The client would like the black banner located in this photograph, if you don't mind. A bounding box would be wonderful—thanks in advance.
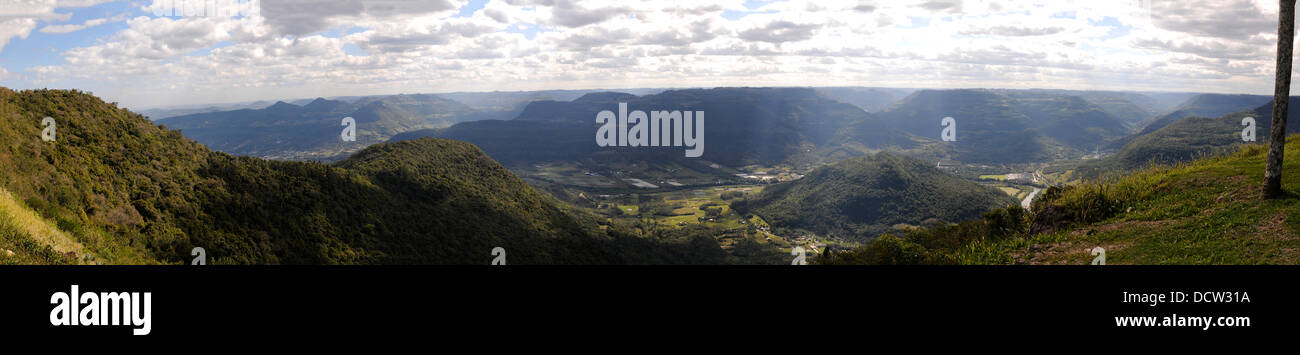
[1,266,1296,342]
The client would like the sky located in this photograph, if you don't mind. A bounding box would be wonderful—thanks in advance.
[0,0,1292,109]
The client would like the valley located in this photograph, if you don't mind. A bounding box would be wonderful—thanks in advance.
[5,84,1290,265]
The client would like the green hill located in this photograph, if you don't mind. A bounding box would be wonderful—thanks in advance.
[731,152,1016,240]
[1082,98,1300,175]
[1113,93,1272,150]
[820,139,1300,264]
[0,88,725,264]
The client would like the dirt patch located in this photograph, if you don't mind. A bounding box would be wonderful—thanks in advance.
[1013,219,1173,265]
[1258,211,1288,236]
[1013,240,1132,265]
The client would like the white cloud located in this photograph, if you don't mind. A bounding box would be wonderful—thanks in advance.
[0,17,41,52]
[39,17,108,33]
[10,0,1299,108]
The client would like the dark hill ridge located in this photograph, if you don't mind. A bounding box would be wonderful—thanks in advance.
[877,89,1133,163]
[878,89,1053,163]
[303,97,353,112]
[573,92,638,103]
[1002,91,1129,148]
[732,152,1015,240]
[811,87,915,113]
[0,88,720,264]
[266,101,301,112]
[1132,93,1271,139]
[158,93,479,161]
[1013,89,1173,124]
[397,87,921,168]
[1083,97,1300,174]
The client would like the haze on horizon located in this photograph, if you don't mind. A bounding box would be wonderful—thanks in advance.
[0,0,1292,109]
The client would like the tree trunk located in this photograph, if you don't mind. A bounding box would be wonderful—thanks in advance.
[1266,0,1296,198]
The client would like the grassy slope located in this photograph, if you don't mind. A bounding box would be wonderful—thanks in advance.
[962,140,1300,264]
[0,187,82,264]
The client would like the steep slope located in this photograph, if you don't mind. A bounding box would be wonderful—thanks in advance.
[1130,93,1271,140]
[1083,98,1300,175]
[1003,91,1129,149]
[0,187,88,264]
[732,152,1016,240]
[0,88,720,264]
[822,139,1300,265]
[877,89,1062,163]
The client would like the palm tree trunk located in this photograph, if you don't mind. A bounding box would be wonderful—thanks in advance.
[1265,0,1296,197]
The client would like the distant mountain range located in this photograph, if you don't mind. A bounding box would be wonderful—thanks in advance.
[136,87,1229,170]
[156,95,483,161]
[396,87,925,169]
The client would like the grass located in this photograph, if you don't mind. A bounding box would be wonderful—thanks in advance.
[0,187,162,265]
[0,188,82,264]
[956,141,1300,264]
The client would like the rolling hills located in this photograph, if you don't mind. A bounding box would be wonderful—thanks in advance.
[396,87,925,169]
[0,88,726,264]
[877,89,1140,163]
[1115,93,1272,149]
[156,94,481,161]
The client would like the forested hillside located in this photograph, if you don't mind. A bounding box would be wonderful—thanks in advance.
[0,88,727,264]
[1082,98,1300,175]
[732,152,1015,240]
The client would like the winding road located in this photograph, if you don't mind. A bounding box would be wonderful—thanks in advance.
[1021,188,1041,209]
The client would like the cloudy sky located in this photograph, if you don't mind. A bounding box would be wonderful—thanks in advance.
[0,0,1291,109]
